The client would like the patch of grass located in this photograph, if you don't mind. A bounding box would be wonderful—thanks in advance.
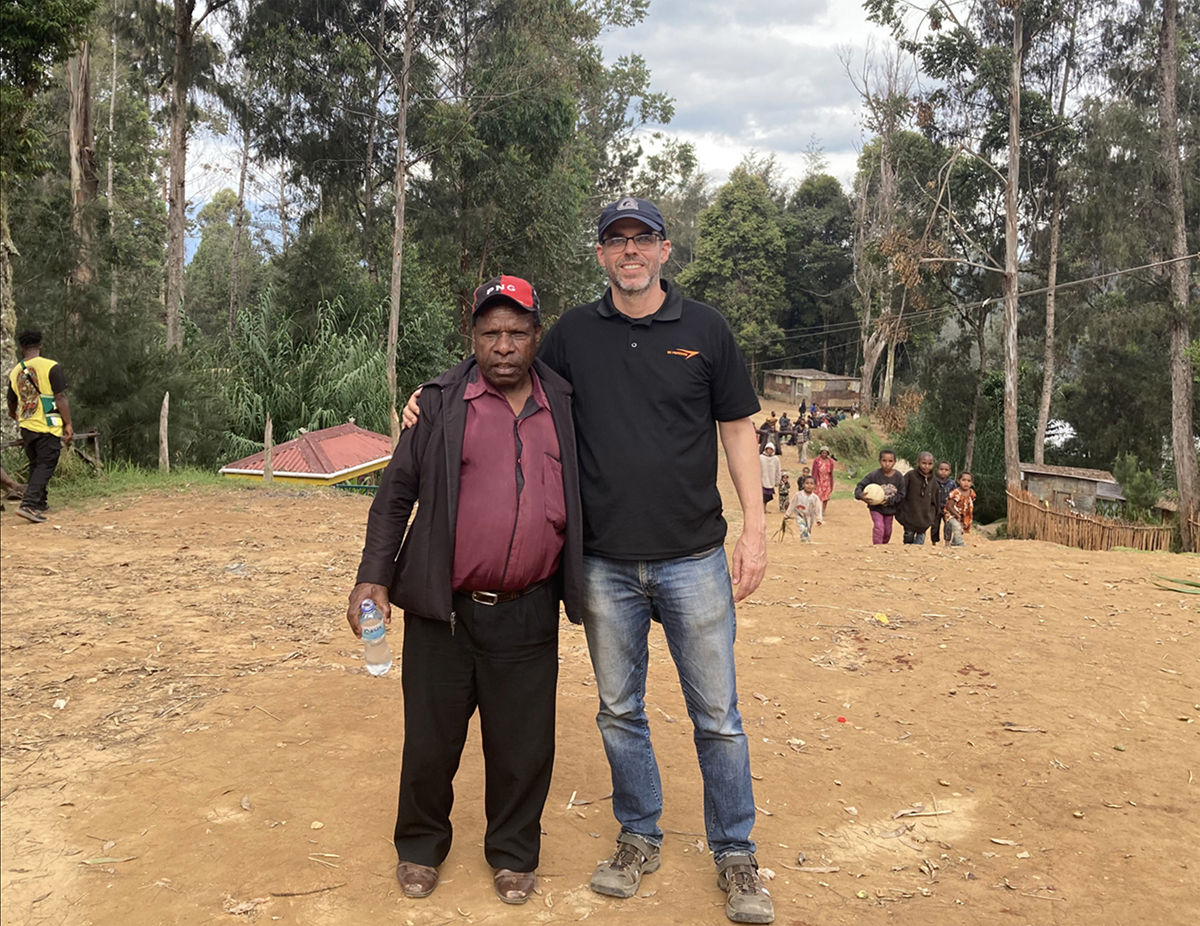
[817,419,884,479]
[2,445,233,508]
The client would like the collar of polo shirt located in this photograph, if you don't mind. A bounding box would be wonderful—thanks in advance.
[597,279,683,323]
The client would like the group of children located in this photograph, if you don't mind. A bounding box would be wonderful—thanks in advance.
[761,439,977,548]
[760,443,831,543]
[853,449,976,547]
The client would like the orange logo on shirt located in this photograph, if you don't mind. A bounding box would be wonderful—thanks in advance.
[666,348,700,359]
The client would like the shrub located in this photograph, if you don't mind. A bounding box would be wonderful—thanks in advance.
[819,420,878,478]
[1111,453,1161,523]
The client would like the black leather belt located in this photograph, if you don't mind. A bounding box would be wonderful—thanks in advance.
[460,577,551,606]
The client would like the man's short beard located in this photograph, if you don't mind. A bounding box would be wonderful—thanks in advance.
[610,270,658,295]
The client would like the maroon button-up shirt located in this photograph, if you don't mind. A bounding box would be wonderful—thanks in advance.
[452,368,566,592]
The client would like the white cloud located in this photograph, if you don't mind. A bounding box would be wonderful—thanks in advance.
[603,0,889,188]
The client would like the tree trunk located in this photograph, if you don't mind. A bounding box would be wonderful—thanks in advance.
[1033,188,1061,464]
[159,391,170,473]
[859,328,886,414]
[1002,3,1023,488]
[1034,0,1077,466]
[882,335,896,406]
[278,160,289,255]
[107,19,118,314]
[963,306,988,474]
[0,181,17,412]
[263,413,274,483]
[229,121,249,337]
[165,0,194,351]
[387,0,417,447]
[362,0,386,284]
[68,41,98,290]
[1158,0,1199,549]
[458,200,473,352]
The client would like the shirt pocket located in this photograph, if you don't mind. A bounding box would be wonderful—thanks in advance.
[543,453,567,533]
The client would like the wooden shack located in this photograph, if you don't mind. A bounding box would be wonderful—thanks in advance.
[762,369,861,409]
[1018,463,1124,514]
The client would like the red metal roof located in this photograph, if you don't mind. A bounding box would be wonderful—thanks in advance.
[220,423,392,478]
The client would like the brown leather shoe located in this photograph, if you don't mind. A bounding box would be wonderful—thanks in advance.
[493,868,536,904]
[395,860,438,898]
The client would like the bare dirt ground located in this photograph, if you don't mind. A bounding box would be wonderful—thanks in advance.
[2,457,1198,926]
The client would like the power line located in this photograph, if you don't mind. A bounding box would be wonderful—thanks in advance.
[746,251,1199,351]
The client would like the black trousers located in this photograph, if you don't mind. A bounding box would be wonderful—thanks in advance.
[394,583,559,872]
[21,429,62,511]
[931,517,943,544]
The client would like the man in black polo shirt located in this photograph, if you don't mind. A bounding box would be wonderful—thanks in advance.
[539,198,772,924]
[403,199,771,924]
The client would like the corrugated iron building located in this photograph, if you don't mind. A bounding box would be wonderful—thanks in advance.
[762,369,861,409]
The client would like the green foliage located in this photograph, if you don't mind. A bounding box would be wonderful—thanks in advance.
[677,164,787,376]
[818,420,880,478]
[269,219,384,335]
[218,245,455,462]
[0,0,99,180]
[1111,452,1161,522]
[1050,300,1189,473]
[185,188,267,339]
[779,172,856,373]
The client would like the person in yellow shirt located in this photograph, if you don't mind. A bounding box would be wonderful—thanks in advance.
[7,331,73,523]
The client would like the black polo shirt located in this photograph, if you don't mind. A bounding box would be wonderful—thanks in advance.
[538,280,760,560]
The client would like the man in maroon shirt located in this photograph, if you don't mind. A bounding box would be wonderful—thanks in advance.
[347,276,584,907]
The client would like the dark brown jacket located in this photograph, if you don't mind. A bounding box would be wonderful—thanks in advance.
[896,468,940,532]
[354,357,584,624]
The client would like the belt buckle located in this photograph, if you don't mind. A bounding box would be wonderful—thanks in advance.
[472,591,499,606]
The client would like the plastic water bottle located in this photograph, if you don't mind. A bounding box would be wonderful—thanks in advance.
[360,600,392,676]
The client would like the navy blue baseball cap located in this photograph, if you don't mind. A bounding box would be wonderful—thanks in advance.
[597,196,666,240]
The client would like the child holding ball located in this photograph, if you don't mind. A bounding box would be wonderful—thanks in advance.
[854,448,906,545]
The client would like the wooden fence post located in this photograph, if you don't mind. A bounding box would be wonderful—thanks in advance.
[263,413,274,484]
[158,392,169,474]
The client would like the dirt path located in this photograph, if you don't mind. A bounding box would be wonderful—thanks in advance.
[1,462,1197,926]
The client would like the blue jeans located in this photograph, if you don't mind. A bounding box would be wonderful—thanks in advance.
[582,547,756,862]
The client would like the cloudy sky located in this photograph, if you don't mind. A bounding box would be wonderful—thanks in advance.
[601,0,890,189]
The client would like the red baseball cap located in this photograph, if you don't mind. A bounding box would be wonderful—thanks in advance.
[472,275,540,319]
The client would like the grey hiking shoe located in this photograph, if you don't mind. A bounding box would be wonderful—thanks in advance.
[717,854,774,924]
[590,833,661,898]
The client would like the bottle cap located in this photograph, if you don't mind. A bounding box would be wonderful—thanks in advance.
[360,600,376,613]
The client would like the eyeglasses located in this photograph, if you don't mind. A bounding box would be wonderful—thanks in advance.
[600,233,663,251]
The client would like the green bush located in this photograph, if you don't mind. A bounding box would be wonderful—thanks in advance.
[1111,453,1161,522]
[818,420,878,478]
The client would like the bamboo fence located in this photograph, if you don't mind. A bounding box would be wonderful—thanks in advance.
[1006,486,1173,553]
